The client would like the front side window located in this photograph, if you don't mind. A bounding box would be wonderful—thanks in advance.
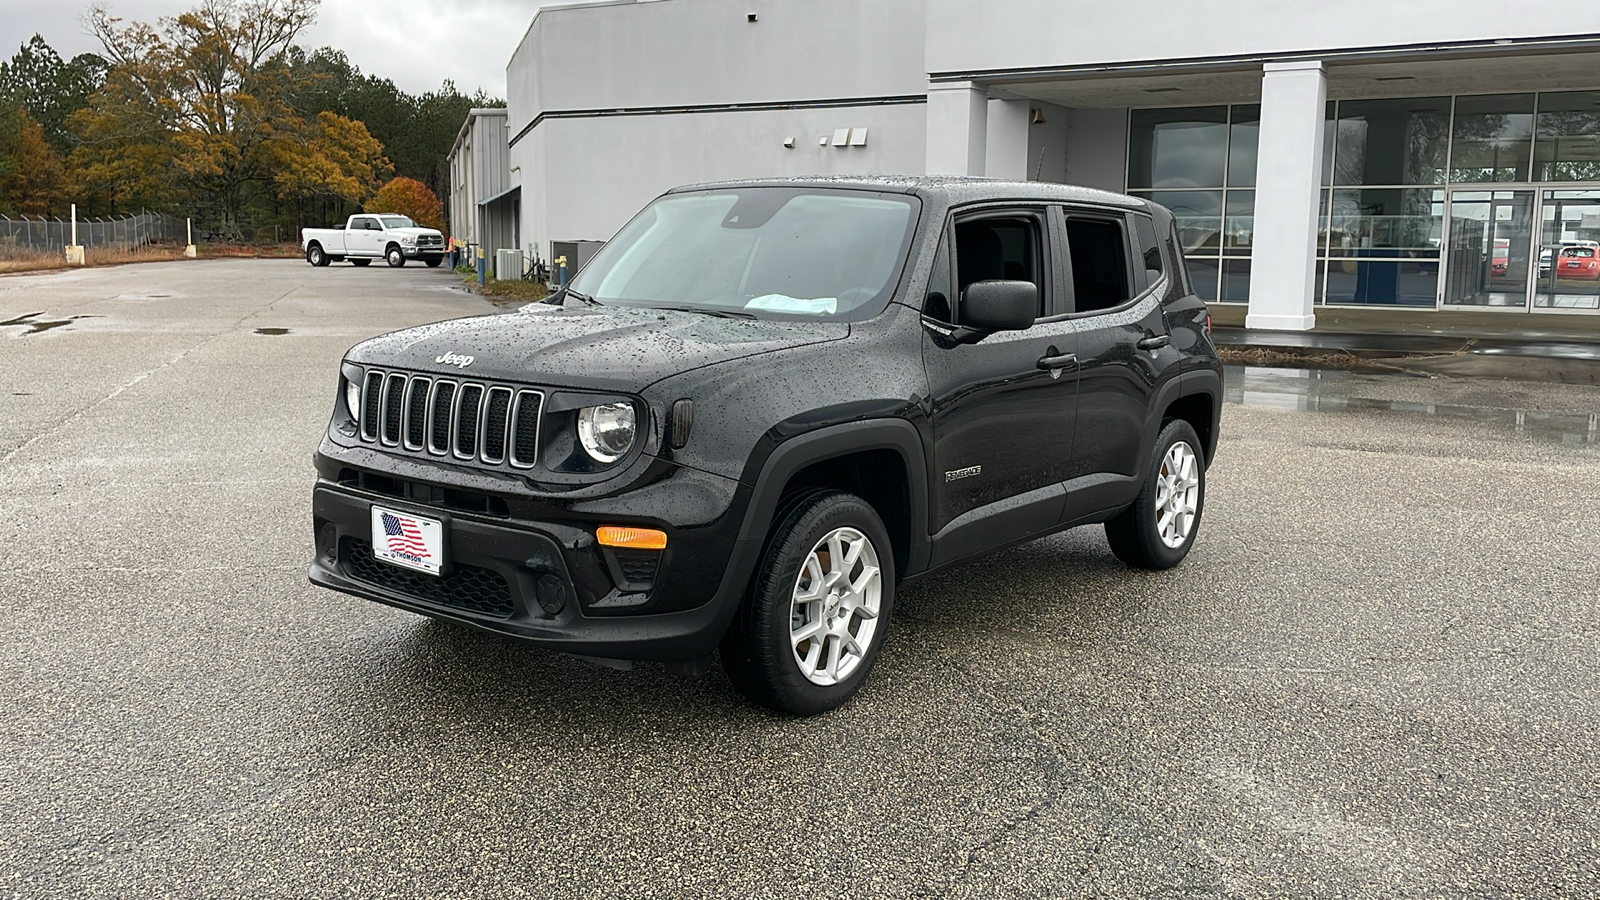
[570,188,919,321]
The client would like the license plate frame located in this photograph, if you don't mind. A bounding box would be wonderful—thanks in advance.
[370,505,446,576]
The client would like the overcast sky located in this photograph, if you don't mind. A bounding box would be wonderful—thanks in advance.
[0,0,536,97]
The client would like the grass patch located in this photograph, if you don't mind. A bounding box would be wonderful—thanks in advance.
[0,242,304,274]
[469,276,551,307]
[1216,345,1403,372]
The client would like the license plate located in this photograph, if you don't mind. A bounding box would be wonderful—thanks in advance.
[371,506,445,575]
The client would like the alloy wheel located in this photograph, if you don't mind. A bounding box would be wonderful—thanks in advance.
[1155,440,1200,548]
[788,526,882,686]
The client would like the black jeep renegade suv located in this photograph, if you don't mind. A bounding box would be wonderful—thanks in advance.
[309,176,1222,715]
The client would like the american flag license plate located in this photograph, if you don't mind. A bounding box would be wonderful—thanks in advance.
[371,506,445,576]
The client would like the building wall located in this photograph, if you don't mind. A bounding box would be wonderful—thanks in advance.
[508,0,930,264]
[925,0,1600,75]
[1064,107,1127,192]
[446,109,510,246]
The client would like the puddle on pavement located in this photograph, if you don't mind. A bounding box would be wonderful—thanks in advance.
[254,327,290,335]
[1225,365,1600,445]
[0,312,102,335]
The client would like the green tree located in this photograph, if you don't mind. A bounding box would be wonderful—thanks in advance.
[0,36,107,152]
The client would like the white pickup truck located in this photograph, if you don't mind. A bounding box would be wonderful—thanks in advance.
[301,214,446,268]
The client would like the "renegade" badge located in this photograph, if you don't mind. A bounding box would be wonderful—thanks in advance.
[945,465,981,482]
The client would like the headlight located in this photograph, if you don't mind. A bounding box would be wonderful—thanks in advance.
[400,236,415,245]
[345,378,362,420]
[577,403,636,464]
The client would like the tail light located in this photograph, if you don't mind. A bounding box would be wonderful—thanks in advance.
[1204,313,1212,337]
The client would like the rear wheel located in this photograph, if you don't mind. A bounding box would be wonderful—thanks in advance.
[386,245,405,267]
[1105,418,1205,570]
[351,258,371,267]
[722,490,895,716]
[306,243,328,267]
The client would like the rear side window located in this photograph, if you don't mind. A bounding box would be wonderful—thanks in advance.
[1132,214,1163,284]
[1166,222,1194,297]
[1063,217,1131,313]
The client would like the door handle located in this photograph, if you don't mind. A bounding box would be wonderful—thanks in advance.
[1136,335,1171,351]
[1036,352,1077,370]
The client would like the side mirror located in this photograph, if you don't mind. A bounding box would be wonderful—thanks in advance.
[961,280,1037,332]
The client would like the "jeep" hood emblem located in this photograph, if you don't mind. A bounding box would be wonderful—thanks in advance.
[435,352,475,369]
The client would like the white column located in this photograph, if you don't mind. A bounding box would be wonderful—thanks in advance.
[984,98,1030,180]
[1246,61,1327,331]
[926,81,988,176]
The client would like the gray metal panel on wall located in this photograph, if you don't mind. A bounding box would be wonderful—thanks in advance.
[925,0,1600,77]
[528,103,928,262]
[1065,107,1128,193]
[509,0,926,133]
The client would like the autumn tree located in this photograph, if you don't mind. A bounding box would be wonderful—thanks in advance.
[0,115,67,215]
[365,177,443,232]
[271,110,391,224]
[78,0,318,235]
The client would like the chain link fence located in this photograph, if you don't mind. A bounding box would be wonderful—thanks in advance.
[0,212,184,259]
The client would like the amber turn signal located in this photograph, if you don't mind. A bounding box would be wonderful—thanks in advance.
[596,526,668,550]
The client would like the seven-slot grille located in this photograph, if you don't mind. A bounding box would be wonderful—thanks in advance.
[357,369,542,469]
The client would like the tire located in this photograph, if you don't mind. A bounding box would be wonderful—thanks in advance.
[423,257,443,268]
[721,490,896,716]
[351,258,371,267]
[386,245,405,267]
[306,243,328,267]
[1105,418,1206,570]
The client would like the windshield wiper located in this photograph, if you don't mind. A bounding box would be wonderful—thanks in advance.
[561,287,599,306]
[651,305,757,319]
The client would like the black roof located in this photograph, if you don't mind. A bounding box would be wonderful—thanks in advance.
[666,175,1145,210]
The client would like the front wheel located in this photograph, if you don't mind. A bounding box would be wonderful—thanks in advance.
[1105,418,1206,570]
[386,245,405,267]
[722,490,895,716]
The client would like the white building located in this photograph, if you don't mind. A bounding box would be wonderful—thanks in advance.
[506,0,1600,326]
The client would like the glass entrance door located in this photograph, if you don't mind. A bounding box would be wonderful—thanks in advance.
[1442,189,1537,309]
[1535,189,1600,312]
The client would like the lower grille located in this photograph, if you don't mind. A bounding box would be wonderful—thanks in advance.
[340,538,514,618]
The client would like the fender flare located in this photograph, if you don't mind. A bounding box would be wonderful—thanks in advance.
[731,418,932,584]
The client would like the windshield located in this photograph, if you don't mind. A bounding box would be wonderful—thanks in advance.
[569,188,919,320]
[380,216,416,229]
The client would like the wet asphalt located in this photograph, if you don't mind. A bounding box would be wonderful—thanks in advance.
[2,259,1599,898]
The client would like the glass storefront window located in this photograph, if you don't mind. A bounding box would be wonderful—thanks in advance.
[1450,93,1534,183]
[1223,191,1254,253]
[1323,259,1439,307]
[1221,258,1252,303]
[1333,97,1451,186]
[1227,105,1260,188]
[1533,90,1600,182]
[1326,188,1443,258]
[1132,190,1222,254]
[1128,107,1228,189]
[1186,257,1219,302]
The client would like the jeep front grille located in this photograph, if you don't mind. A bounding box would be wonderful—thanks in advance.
[355,369,542,469]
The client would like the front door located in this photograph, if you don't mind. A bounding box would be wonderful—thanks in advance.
[1442,189,1537,309]
[922,209,1078,547]
[1535,189,1600,312]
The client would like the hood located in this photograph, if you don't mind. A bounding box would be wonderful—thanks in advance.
[346,303,850,392]
[390,227,442,238]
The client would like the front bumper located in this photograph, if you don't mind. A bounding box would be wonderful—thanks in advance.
[402,246,445,258]
[308,463,761,662]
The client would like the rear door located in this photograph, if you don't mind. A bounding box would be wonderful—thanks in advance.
[1060,207,1172,493]
[921,206,1079,560]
